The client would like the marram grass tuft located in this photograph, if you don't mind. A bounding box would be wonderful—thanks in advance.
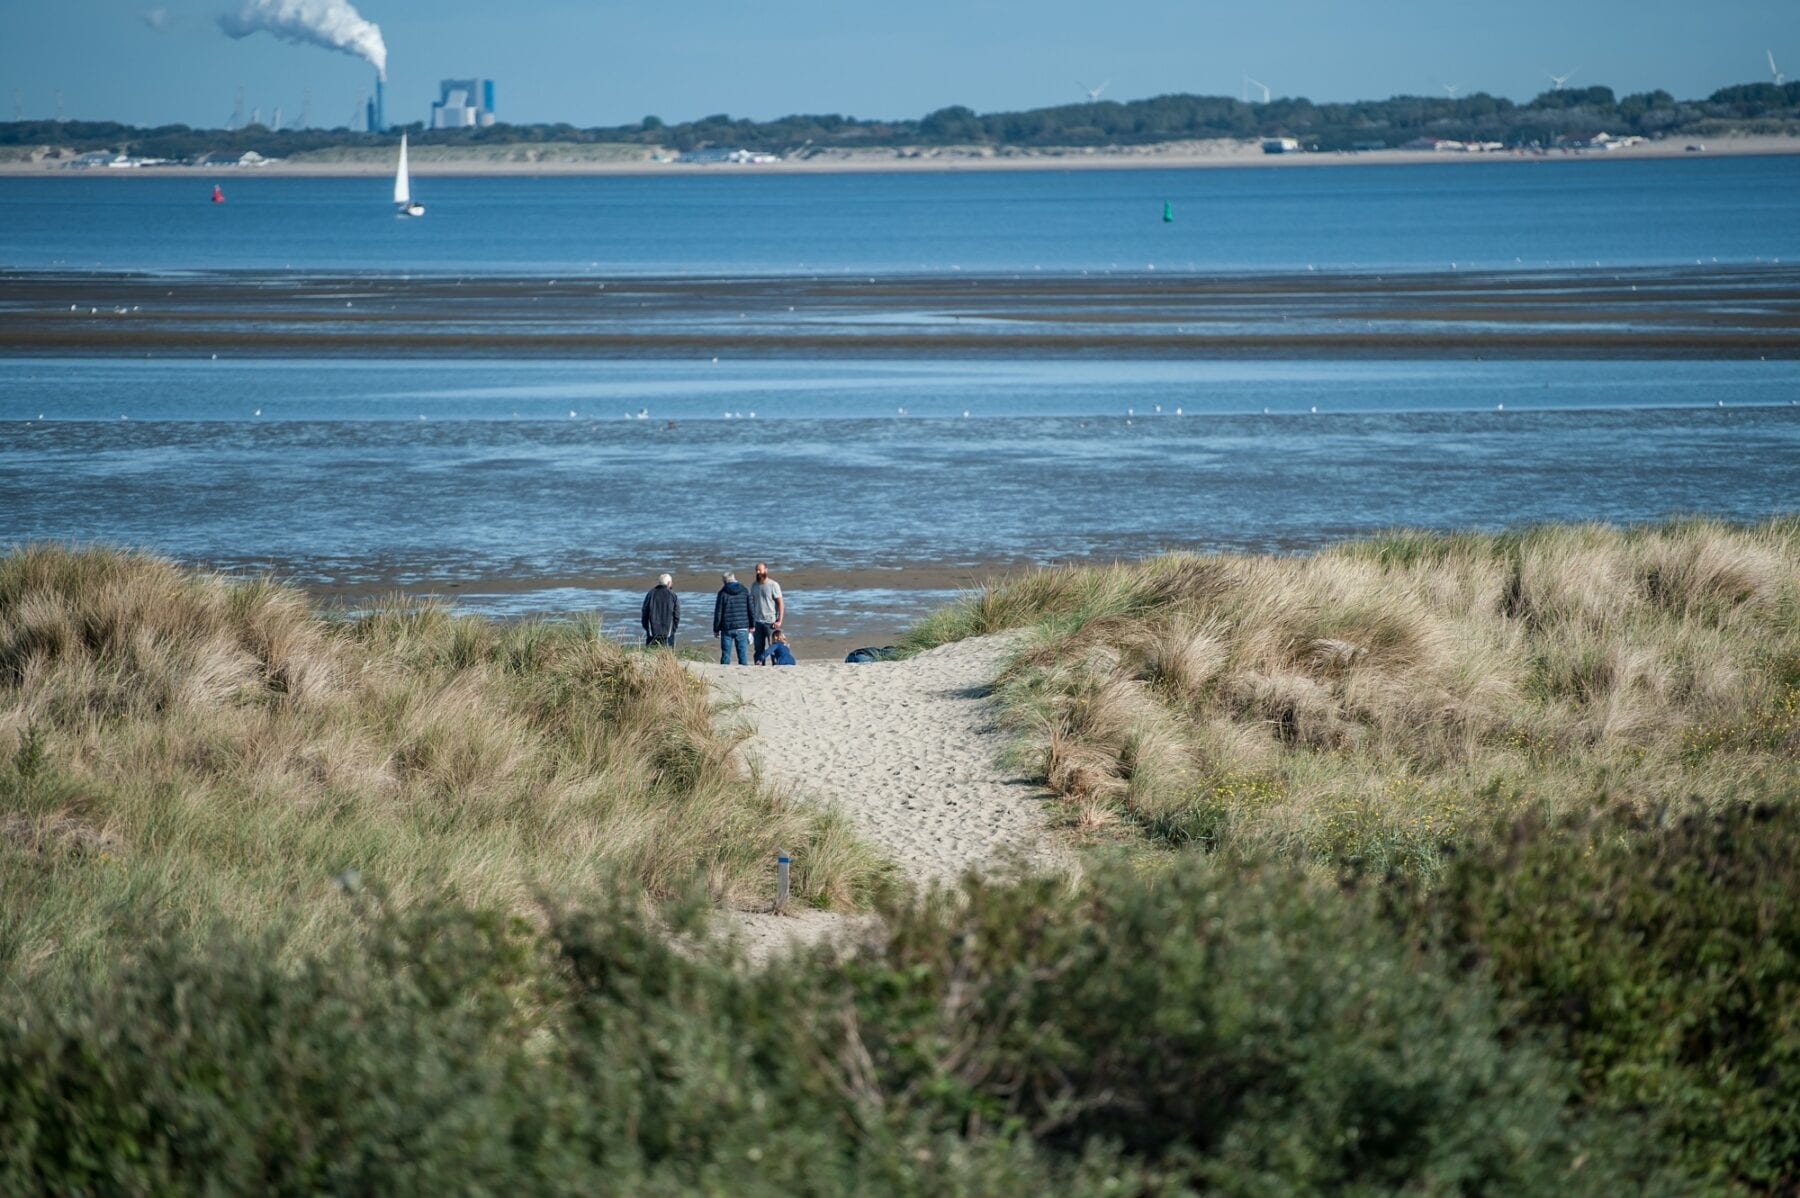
[0,545,889,980]
[907,519,1800,872]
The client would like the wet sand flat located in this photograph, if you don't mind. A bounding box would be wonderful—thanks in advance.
[5,264,1800,359]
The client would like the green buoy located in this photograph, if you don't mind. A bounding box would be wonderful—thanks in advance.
[1162,200,1174,223]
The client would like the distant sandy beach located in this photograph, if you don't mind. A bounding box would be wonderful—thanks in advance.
[2,133,1795,178]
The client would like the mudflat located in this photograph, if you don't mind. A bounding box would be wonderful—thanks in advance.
[7,263,1800,358]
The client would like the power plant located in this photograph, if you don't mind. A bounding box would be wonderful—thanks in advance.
[364,75,499,133]
[431,78,496,128]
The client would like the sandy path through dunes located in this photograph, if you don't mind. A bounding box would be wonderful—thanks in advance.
[689,635,1061,891]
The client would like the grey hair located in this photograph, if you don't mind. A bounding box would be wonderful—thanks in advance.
[658,573,672,587]
[722,571,736,582]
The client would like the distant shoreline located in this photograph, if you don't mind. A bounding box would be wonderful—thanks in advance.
[2,133,1795,178]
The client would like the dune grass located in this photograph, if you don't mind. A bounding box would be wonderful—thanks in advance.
[906,518,1800,872]
[0,545,889,981]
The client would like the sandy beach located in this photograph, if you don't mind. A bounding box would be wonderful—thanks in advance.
[3,133,1795,178]
[694,634,1069,957]
[692,635,1061,886]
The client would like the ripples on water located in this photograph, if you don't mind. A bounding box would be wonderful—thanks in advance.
[4,357,1797,639]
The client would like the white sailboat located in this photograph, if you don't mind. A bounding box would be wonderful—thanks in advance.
[394,133,424,217]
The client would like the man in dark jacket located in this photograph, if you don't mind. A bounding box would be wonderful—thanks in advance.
[641,573,680,647]
[712,572,755,664]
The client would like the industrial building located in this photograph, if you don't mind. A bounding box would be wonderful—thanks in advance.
[431,79,496,129]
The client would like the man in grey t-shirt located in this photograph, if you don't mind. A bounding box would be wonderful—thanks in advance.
[749,561,785,665]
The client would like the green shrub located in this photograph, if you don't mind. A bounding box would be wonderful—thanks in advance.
[1418,802,1800,1194]
[0,865,1668,1195]
[0,901,572,1194]
[845,867,1658,1194]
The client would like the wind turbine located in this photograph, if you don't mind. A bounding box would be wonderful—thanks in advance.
[1770,51,1785,86]
[1242,75,1270,104]
[1077,78,1110,103]
[1548,69,1576,91]
[1441,82,1462,100]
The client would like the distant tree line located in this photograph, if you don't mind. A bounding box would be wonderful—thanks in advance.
[5,81,1798,160]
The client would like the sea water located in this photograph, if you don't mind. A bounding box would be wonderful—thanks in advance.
[3,155,1798,276]
[3,160,1798,639]
[4,356,1796,637]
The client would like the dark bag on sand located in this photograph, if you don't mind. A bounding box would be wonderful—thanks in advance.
[845,645,900,663]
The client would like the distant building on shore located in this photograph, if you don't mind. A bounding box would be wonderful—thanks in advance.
[1558,132,1645,151]
[1261,137,1301,154]
[677,147,782,164]
[1402,137,1509,153]
[431,79,496,129]
[63,150,177,168]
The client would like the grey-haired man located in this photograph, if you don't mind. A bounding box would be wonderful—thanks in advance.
[712,572,755,665]
[641,573,680,647]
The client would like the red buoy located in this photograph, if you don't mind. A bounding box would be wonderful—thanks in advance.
[211,185,224,204]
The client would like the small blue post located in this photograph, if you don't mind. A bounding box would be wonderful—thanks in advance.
[776,849,791,912]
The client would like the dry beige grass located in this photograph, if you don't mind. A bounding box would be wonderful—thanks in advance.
[908,519,1800,871]
[0,546,888,980]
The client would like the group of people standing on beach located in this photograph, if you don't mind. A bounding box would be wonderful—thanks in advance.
[640,561,796,665]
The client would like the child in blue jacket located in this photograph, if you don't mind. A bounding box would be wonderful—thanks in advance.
[765,628,798,666]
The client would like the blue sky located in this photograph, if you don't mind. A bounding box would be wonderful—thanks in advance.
[4,0,1798,129]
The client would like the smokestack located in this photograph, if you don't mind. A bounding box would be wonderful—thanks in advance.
[365,74,384,133]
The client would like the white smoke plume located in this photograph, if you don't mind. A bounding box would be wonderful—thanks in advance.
[218,0,388,80]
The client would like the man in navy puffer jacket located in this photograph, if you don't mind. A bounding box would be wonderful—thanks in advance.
[712,572,755,664]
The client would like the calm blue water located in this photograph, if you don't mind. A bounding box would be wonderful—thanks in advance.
[4,160,1798,640]
[3,155,1798,275]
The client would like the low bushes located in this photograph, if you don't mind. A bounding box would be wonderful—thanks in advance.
[0,855,1677,1195]
[1415,802,1800,1192]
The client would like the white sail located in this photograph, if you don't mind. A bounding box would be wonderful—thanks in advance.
[393,133,410,206]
